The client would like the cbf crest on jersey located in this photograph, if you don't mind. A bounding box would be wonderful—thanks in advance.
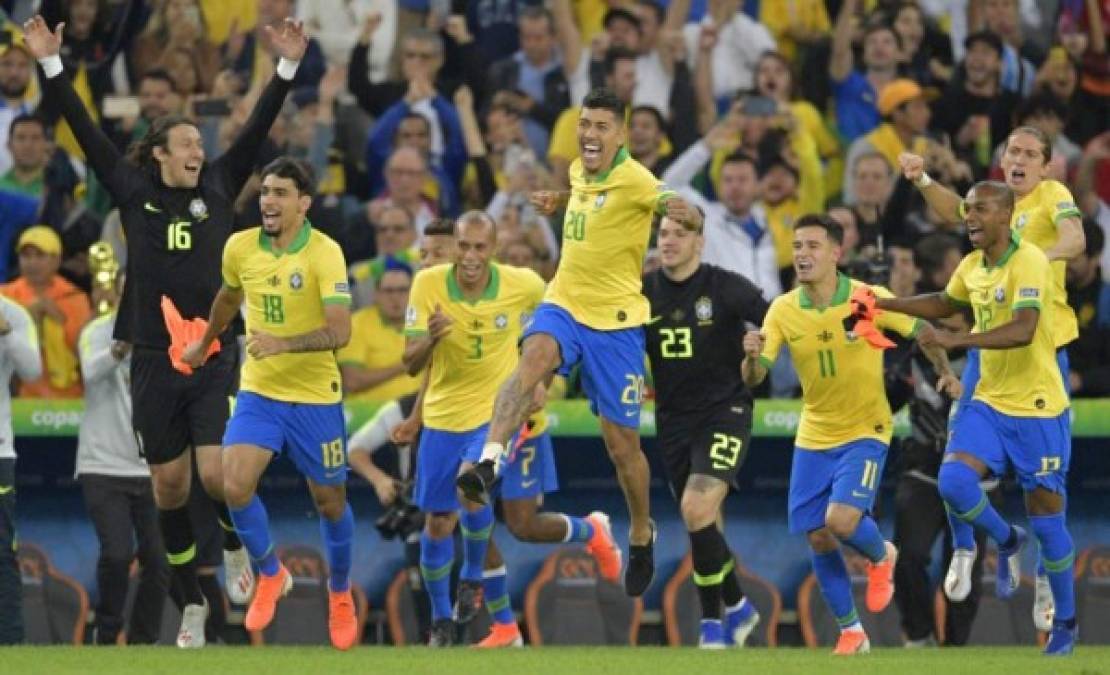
[495,313,508,329]
[594,192,607,209]
[994,287,1005,304]
[695,296,713,323]
[290,270,305,291]
[405,305,417,327]
[188,198,209,220]
[1014,213,1028,230]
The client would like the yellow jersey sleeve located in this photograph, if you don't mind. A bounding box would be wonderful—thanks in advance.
[758,298,786,369]
[1042,180,1082,224]
[1009,253,1048,313]
[312,238,352,306]
[873,286,921,338]
[943,255,973,306]
[629,166,674,216]
[404,268,439,336]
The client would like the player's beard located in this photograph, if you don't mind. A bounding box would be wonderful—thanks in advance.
[0,80,28,99]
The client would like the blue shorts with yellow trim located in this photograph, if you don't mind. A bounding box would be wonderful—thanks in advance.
[947,400,1071,494]
[523,302,645,428]
[223,391,348,486]
[788,439,887,534]
[497,432,558,502]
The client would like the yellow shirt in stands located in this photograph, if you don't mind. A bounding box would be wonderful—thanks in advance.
[759,276,920,449]
[760,0,830,62]
[404,263,545,431]
[546,147,676,329]
[337,305,420,402]
[200,0,257,45]
[222,223,350,404]
[944,235,1067,417]
[1011,180,1082,348]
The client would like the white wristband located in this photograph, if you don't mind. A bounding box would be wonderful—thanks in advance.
[913,172,933,189]
[276,57,300,81]
[38,54,64,79]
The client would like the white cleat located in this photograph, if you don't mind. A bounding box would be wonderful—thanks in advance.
[225,547,256,605]
[944,546,977,602]
[1033,574,1055,632]
[176,600,209,648]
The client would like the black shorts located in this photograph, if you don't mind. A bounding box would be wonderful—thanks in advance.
[657,403,753,503]
[131,345,239,465]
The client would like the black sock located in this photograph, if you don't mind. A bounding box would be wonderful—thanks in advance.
[689,524,732,620]
[158,506,205,605]
[721,556,745,607]
[198,573,226,643]
[213,501,243,551]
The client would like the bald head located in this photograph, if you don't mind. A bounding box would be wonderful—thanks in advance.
[455,209,497,243]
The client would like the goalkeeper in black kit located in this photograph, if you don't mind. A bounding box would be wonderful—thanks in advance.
[23,14,309,648]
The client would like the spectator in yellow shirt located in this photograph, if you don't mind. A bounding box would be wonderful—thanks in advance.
[338,258,421,402]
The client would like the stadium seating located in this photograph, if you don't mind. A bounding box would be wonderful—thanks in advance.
[796,551,904,648]
[524,547,642,645]
[17,543,88,645]
[246,545,369,646]
[1076,546,1110,644]
[661,552,782,646]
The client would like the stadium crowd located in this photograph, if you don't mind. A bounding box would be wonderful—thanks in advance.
[0,0,1107,650]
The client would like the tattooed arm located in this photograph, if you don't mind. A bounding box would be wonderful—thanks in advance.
[246,304,352,359]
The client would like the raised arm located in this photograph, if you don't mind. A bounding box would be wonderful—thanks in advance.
[25,17,128,196]
[829,0,859,82]
[898,152,965,227]
[551,0,583,77]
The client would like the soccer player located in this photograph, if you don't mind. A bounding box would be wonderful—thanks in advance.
[181,158,358,651]
[457,87,703,596]
[642,215,768,648]
[741,214,958,655]
[403,211,620,646]
[900,129,1083,627]
[870,180,1077,656]
[24,15,308,645]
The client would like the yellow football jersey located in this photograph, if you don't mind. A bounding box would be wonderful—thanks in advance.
[1011,180,1082,348]
[759,276,921,449]
[944,235,1067,417]
[546,147,677,330]
[222,224,351,404]
[404,263,546,431]
[337,305,420,402]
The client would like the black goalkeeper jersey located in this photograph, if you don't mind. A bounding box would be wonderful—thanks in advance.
[643,264,769,426]
[44,68,292,350]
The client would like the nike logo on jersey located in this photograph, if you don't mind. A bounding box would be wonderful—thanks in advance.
[851,490,869,499]
[731,407,746,415]
[625,410,639,418]
[646,315,663,325]
[521,479,537,489]
[143,202,162,213]
[788,335,803,343]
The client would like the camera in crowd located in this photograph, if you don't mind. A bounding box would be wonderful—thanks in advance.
[374,483,424,540]
[843,250,891,286]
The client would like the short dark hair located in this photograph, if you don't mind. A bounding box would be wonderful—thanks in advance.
[630,105,665,130]
[1083,217,1104,258]
[1005,125,1053,164]
[603,8,641,33]
[863,21,902,50]
[964,29,1004,57]
[423,218,456,238]
[603,46,638,76]
[140,68,177,91]
[794,213,844,245]
[518,5,554,31]
[8,113,46,139]
[969,179,1015,214]
[1016,93,1068,126]
[914,232,962,276]
[260,156,316,197]
[582,86,626,121]
[396,112,430,135]
[721,150,758,173]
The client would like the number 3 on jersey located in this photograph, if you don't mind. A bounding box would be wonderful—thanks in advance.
[167,221,192,251]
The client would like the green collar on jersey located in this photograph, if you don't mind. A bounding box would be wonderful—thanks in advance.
[447,263,500,304]
[259,219,311,257]
[982,230,1020,269]
[585,145,629,184]
[799,272,851,311]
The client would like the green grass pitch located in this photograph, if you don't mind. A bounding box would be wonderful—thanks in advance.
[5,646,1109,674]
